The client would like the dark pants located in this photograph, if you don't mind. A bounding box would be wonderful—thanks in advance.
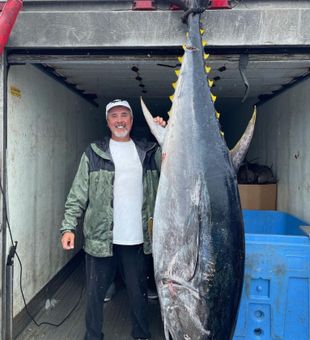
[84,244,151,340]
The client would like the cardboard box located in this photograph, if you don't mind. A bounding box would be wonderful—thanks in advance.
[238,184,277,210]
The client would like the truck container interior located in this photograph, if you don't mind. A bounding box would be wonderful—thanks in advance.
[3,48,310,339]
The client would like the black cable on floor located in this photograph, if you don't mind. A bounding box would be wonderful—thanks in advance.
[0,179,84,328]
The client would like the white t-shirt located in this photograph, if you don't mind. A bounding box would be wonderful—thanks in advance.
[109,139,144,245]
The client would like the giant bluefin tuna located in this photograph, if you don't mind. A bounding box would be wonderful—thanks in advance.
[141,2,256,339]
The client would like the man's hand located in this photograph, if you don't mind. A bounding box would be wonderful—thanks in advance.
[153,116,167,127]
[61,231,75,250]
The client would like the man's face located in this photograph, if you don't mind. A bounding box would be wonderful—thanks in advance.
[107,106,133,141]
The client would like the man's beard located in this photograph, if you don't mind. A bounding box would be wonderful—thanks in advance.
[113,127,129,138]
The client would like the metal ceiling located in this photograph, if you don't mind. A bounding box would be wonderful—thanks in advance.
[41,53,310,103]
[9,52,310,104]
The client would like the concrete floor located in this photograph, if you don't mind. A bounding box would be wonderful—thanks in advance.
[16,261,165,340]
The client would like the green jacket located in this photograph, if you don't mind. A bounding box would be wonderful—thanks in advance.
[60,138,161,257]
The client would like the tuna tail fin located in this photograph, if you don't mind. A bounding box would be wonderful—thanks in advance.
[140,97,166,147]
[230,106,257,171]
[170,0,208,10]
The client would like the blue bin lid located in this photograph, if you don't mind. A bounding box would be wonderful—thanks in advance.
[242,210,309,236]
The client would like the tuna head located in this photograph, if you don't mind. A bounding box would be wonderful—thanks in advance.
[159,281,212,340]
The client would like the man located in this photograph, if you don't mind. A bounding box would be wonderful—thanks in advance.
[60,99,165,340]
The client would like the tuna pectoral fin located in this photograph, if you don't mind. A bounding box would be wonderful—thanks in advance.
[230,106,256,171]
[140,97,166,147]
[172,205,200,282]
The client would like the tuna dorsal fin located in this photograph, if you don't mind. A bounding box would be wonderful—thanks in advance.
[140,97,166,147]
[230,106,257,171]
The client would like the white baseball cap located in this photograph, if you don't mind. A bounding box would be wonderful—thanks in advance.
[105,99,132,118]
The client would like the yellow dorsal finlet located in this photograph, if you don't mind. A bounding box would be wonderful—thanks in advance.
[205,66,211,74]
[169,95,174,102]
[178,56,184,64]
[208,79,214,87]
[204,54,210,60]
[202,40,208,47]
[175,69,180,77]
[200,29,205,35]
[211,93,217,103]
[172,81,177,90]
[220,131,225,137]
[216,111,220,119]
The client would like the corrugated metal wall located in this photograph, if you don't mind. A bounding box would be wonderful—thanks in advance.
[7,64,102,316]
[248,77,310,223]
